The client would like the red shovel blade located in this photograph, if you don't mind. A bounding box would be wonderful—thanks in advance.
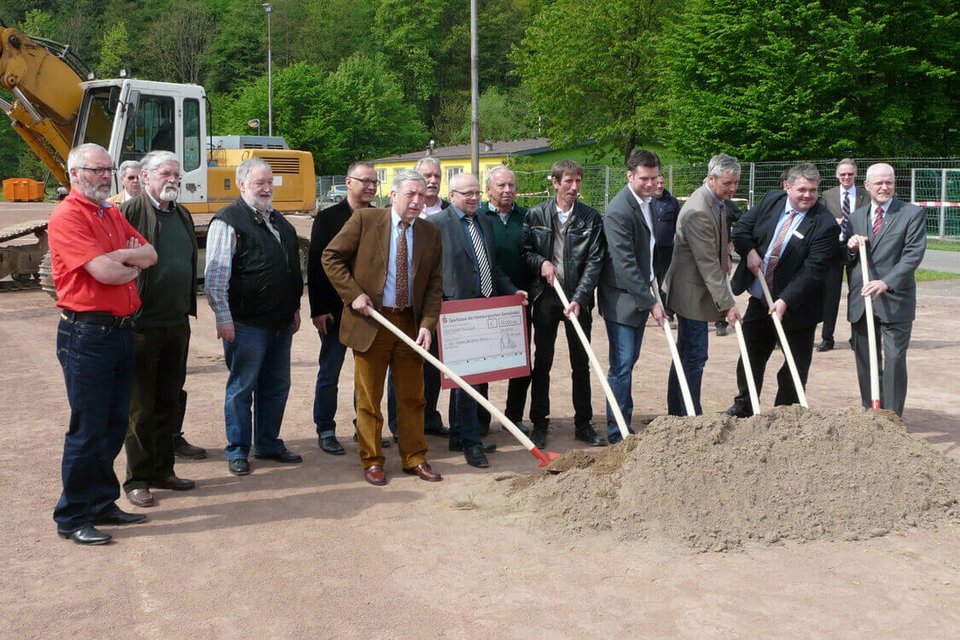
[871,400,881,409]
[531,447,559,468]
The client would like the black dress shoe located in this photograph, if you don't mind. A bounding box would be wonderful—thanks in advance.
[353,433,391,447]
[424,423,451,437]
[254,448,303,463]
[319,435,345,455]
[574,424,608,447]
[464,445,490,468]
[816,340,834,352]
[723,404,752,418]
[94,509,148,526]
[173,436,207,460]
[229,458,251,475]
[58,525,111,545]
[449,441,497,453]
[126,487,155,508]
[530,425,548,449]
[152,475,196,491]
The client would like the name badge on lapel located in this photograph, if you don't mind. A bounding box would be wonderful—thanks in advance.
[792,229,805,240]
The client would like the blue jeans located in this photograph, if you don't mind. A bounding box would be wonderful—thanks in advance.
[223,322,292,461]
[667,316,708,416]
[604,316,647,444]
[54,318,134,531]
[313,324,348,438]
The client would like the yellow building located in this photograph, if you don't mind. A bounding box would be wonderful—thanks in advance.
[370,138,552,199]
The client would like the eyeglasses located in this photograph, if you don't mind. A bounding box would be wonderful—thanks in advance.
[451,190,482,198]
[347,176,380,187]
[78,166,115,176]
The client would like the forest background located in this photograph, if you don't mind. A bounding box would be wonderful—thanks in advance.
[1,0,957,180]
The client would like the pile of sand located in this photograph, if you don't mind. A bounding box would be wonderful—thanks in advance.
[504,407,960,551]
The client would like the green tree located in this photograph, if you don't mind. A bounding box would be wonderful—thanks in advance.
[142,0,215,84]
[97,20,129,77]
[202,2,265,93]
[17,8,57,38]
[450,86,534,144]
[512,0,678,162]
[659,0,960,159]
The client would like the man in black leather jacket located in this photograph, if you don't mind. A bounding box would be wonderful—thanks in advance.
[521,160,606,448]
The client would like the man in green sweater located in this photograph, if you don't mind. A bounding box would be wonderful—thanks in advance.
[479,165,532,434]
[121,150,199,508]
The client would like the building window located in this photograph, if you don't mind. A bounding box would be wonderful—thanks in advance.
[446,166,463,184]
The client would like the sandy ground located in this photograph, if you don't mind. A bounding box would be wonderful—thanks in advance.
[2,202,960,638]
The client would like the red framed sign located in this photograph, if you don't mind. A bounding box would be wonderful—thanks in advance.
[437,294,530,389]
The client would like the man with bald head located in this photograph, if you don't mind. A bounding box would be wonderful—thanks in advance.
[48,143,158,544]
[845,163,925,415]
[431,172,524,468]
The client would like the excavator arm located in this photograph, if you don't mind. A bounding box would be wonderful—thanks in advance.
[0,21,88,186]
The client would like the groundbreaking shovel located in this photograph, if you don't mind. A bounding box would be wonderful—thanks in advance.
[858,244,882,409]
[651,278,697,416]
[757,269,809,408]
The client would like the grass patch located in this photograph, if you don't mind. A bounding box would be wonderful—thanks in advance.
[927,240,960,252]
[916,269,960,282]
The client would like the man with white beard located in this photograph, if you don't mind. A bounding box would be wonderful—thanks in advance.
[205,158,304,476]
[119,151,199,508]
[48,143,158,545]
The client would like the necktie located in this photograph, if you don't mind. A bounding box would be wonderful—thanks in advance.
[395,221,410,307]
[840,192,851,239]
[872,206,884,237]
[719,202,730,276]
[764,209,797,292]
[466,216,494,297]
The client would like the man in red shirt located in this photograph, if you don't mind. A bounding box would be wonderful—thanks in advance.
[48,143,158,545]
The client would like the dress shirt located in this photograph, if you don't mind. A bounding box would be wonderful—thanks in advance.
[629,188,657,280]
[555,201,574,225]
[382,209,415,308]
[748,203,807,299]
[420,199,444,218]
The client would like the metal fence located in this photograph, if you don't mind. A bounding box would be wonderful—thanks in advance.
[323,157,960,238]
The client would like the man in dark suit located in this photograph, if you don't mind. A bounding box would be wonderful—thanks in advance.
[724,163,839,416]
[430,173,524,467]
[322,170,444,486]
[846,163,926,416]
[817,158,869,351]
[653,171,680,296]
[522,160,606,448]
[597,149,665,443]
[663,153,742,417]
[308,161,382,455]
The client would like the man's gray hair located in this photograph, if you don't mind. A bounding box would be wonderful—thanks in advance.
[392,169,426,193]
[237,157,272,184]
[118,159,142,175]
[784,162,820,185]
[485,165,515,189]
[66,143,109,172]
[837,158,858,171]
[139,151,178,175]
[865,163,895,182]
[707,153,741,178]
[414,157,441,174]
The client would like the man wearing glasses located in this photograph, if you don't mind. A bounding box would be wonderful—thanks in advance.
[308,162,383,455]
[430,173,523,468]
[48,143,158,545]
[108,160,142,205]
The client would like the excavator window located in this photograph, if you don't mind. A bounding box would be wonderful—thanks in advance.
[119,94,175,162]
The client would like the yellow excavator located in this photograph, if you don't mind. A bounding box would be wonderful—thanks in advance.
[0,20,316,291]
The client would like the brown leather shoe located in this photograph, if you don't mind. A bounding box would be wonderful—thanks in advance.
[151,475,196,491]
[363,464,387,486]
[402,462,443,482]
[126,487,155,507]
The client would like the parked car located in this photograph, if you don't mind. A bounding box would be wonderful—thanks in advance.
[326,184,348,202]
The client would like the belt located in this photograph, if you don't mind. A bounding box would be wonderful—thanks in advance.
[61,310,136,328]
[381,306,412,314]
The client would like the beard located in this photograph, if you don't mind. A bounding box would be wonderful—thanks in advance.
[78,172,111,203]
[243,193,273,212]
[159,184,180,202]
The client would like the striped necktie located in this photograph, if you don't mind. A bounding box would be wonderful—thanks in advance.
[764,209,797,291]
[840,192,851,239]
[466,216,494,297]
[872,206,884,236]
[719,202,730,275]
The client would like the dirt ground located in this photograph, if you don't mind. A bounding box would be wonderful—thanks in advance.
[3,202,960,638]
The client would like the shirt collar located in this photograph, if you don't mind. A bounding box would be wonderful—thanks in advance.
[391,208,416,227]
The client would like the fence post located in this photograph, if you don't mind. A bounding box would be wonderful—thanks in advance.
[748,163,756,209]
[941,168,948,240]
[604,165,610,210]
[668,165,674,192]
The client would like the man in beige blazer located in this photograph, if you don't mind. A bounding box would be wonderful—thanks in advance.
[322,170,444,486]
[663,153,742,415]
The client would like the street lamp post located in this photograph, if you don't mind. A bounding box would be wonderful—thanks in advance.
[262,3,273,137]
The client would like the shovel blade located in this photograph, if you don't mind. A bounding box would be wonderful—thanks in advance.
[533,448,559,468]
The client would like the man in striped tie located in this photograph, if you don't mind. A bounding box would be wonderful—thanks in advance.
[724,163,839,417]
[430,173,525,468]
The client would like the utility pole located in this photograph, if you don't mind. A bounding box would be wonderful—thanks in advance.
[262,3,273,137]
[469,0,479,175]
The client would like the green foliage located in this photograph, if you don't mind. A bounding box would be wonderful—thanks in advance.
[18,8,57,38]
[450,86,535,145]
[214,55,427,175]
[512,0,678,162]
[97,21,129,77]
[373,0,448,110]
[202,2,265,93]
[659,0,960,159]
[142,1,215,84]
